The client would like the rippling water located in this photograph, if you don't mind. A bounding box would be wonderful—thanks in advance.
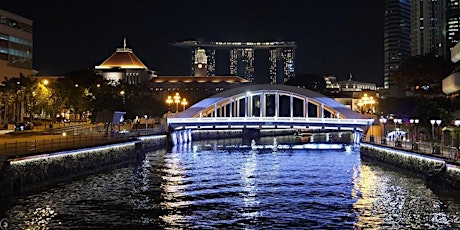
[1,137,460,229]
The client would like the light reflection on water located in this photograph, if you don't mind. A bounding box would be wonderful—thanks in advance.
[0,137,460,229]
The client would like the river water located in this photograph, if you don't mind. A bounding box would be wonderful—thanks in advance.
[1,137,460,229]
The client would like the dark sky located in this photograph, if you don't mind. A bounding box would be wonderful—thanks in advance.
[1,0,385,85]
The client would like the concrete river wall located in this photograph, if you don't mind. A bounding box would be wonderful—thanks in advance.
[360,143,460,190]
[0,135,167,197]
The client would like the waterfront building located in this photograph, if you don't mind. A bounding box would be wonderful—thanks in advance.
[411,0,446,57]
[383,0,411,93]
[95,39,156,85]
[171,40,296,84]
[0,9,33,79]
[324,75,379,112]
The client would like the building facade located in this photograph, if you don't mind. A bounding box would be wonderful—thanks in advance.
[0,9,33,79]
[383,0,411,91]
[411,0,446,57]
[446,0,460,54]
[171,40,296,84]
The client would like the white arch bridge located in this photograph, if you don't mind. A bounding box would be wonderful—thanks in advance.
[167,84,373,136]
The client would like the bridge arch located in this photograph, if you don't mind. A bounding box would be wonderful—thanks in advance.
[174,84,366,120]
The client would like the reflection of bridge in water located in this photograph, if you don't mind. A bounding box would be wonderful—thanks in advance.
[167,84,373,146]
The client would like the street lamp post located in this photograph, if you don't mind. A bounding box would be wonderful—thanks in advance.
[181,98,188,111]
[120,90,126,104]
[394,118,402,147]
[409,118,419,150]
[430,119,441,154]
[379,117,387,144]
[144,115,148,134]
[173,92,181,113]
[436,119,442,149]
[166,96,173,111]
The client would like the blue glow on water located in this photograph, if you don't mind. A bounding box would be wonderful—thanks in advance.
[1,137,460,229]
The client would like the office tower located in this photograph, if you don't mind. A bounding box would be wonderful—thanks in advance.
[446,0,460,54]
[383,0,411,90]
[0,9,33,79]
[411,0,446,57]
[172,40,296,84]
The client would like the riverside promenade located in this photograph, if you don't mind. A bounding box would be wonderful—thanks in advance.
[364,138,460,167]
[0,122,163,160]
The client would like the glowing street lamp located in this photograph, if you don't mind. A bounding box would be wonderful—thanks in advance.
[379,117,387,144]
[430,119,442,153]
[181,98,188,111]
[165,95,173,111]
[394,118,402,147]
[120,90,125,104]
[357,93,376,114]
[173,92,181,113]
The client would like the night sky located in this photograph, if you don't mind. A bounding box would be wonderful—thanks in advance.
[1,0,385,85]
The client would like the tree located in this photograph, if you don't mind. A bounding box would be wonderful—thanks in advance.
[392,54,454,96]
[285,73,327,93]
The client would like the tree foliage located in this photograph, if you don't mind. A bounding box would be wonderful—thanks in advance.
[392,55,454,95]
[285,73,327,93]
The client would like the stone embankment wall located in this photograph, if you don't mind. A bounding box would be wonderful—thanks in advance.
[360,143,460,190]
[0,135,167,197]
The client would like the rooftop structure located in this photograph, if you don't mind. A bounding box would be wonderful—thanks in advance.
[95,38,155,85]
[171,40,296,84]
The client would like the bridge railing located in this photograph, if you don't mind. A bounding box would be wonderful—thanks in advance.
[169,117,372,125]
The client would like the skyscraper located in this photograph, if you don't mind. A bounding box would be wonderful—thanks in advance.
[446,0,460,54]
[383,0,411,90]
[411,0,446,57]
[0,9,33,79]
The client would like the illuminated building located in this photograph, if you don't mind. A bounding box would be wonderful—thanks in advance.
[411,0,446,57]
[447,0,460,54]
[95,38,156,85]
[193,49,208,77]
[383,0,411,91]
[0,9,33,79]
[442,42,460,95]
[171,40,296,84]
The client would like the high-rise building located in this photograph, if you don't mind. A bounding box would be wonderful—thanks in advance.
[171,40,296,84]
[446,0,460,54]
[411,0,446,57]
[0,9,33,79]
[230,48,255,82]
[383,0,411,91]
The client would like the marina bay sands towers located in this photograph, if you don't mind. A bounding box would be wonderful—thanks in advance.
[171,40,296,84]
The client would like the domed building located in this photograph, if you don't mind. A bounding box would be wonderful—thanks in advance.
[95,38,156,85]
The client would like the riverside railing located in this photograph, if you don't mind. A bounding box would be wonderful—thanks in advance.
[1,127,164,158]
[367,137,459,163]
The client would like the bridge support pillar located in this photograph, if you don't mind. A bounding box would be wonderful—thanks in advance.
[170,129,193,146]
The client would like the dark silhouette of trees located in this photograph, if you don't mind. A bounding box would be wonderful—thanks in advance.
[392,54,454,96]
